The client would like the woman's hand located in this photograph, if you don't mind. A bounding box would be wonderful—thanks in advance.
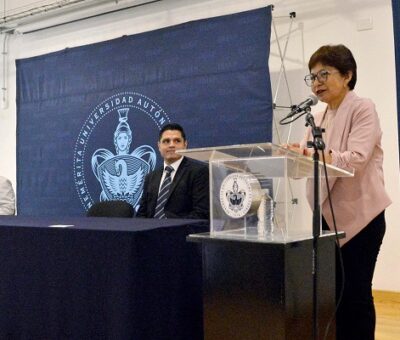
[282,143,333,163]
[281,143,306,156]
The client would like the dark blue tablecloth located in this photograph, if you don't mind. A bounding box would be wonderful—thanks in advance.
[0,216,208,339]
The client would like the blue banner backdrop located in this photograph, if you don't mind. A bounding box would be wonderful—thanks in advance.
[16,6,273,216]
[392,0,400,161]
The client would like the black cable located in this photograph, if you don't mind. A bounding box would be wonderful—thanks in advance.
[321,150,345,340]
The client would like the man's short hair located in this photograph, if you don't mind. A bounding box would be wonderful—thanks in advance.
[159,123,186,141]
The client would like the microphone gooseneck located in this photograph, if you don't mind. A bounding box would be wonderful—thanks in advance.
[279,94,318,125]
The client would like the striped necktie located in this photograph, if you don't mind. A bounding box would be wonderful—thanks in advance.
[153,165,174,219]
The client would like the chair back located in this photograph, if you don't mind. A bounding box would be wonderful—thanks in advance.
[86,200,135,218]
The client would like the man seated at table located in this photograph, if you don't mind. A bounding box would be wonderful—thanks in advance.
[136,123,209,219]
[0,176,16,215]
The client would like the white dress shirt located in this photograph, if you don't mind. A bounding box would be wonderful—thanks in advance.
[158,156,184,192]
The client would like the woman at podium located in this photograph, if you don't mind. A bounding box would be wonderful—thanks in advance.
[290,44,391,340]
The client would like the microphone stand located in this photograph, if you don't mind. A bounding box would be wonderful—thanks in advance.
[305,108,325,340]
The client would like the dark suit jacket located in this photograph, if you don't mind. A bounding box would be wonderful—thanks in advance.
[136,157,209,219]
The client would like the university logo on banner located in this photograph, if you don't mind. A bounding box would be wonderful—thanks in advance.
[16,6,273,216]
[73,92,170,211]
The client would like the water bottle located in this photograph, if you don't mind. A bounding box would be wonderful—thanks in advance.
[265,189,274,235]
[257,189,274,237]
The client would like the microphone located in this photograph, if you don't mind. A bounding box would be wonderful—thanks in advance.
[286,94,318,119]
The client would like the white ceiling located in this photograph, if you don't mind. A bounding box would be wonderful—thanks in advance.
[0,0,158,32]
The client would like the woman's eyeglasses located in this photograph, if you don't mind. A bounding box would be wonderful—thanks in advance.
[304,70,339,87]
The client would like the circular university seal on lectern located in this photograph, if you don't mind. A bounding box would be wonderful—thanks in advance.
[219,172,262,219]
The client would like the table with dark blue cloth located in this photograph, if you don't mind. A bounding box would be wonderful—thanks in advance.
[0,216,208,339]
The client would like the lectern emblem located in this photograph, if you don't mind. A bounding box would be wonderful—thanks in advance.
[219,172,262,219]
[226,179,246,212]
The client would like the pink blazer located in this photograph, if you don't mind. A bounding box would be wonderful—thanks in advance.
[301,91,391,245]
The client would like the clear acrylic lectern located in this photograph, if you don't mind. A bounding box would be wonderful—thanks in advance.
[179,143,353,243]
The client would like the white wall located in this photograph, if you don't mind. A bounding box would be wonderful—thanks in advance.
[0,0,399,291]
[270,0,400,292]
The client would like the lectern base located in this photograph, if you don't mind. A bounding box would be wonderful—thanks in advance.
[188,234,338,340]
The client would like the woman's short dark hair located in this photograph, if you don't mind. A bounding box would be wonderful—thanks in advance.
[159,123,186,141]
[308,44,357,90]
